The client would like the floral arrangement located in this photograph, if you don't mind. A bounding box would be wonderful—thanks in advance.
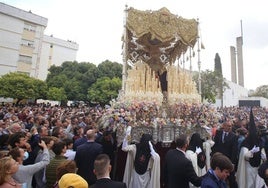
[98,100,223,146]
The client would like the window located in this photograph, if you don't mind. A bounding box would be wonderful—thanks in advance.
[24,23,36,32]
[21,39,34,48]
[18,55,32,64]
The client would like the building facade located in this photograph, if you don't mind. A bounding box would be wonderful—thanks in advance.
[215,80,248,107]
[0,2,78,80]
[39,35,79,80]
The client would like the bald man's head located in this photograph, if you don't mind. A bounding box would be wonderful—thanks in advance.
[86,129,96,140]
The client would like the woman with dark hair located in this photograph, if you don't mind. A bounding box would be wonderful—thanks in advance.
[72,126,83,141]
[186,133,206,187]
[122,127,160,188]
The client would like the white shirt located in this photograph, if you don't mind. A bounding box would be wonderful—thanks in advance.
[64,149,76,160]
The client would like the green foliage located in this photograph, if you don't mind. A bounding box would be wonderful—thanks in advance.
[46,60,123,102]
[214,53,222,75]
[193,70,229,103]
[0,60,123,104]
[46,74,68,88]
[194,53,229,104]
[46,61,99,101]
[47,87,67,102]
[97,60,122,79]
[46,65,63,81]
[250,85,268,99]
[63,79,84,100]
[0,72,47,102]
[33,79,48,100]
[214,53,224,106]
[88,77,122,105]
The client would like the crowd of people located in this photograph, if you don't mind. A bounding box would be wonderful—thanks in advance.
[0,102,268,188]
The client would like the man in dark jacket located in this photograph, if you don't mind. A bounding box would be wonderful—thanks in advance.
[75,129,103,186]
[211,120,238,188]
[91,154,126,188]
[164,134,202,188]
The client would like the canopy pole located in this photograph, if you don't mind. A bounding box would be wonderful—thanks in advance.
[197,18,202,95]
[122,4,128,92]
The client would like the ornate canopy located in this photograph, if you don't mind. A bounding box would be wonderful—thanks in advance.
[125,7,198,72]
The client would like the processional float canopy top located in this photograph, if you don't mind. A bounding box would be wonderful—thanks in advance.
[125,7,198,72]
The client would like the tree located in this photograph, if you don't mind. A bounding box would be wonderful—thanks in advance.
[214,53,224,107]
[47,87,67,103]
[46,65,63,81]
[46,60,123,102]
[250,85,268,99]
[214,53,222,75]
[193,70,228,103]
[46,61,98,101]
[32,79,48,101]
[0,72,47,104]
[46,74,68,88]
[87,77,121,106]
[97,60,122,79]
[63,79,84,101]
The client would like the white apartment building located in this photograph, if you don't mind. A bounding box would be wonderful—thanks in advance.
[215,80,249,107]
[39,35,79,80]
[0,2,78,80]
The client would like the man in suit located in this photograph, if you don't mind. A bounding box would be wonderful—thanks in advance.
[164,134,202,188]
[75,129,103,186]
[91,154,127,188]
[211,120,238,188]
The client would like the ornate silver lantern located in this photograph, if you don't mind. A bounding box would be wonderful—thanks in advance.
[159,125,174,147]
[130,126,154,143]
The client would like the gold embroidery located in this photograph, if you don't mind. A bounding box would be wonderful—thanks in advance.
[125,7,198,72]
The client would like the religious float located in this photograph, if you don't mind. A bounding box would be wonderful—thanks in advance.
[99,6,212,147]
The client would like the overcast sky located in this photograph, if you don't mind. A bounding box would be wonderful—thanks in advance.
[3,0,268,90]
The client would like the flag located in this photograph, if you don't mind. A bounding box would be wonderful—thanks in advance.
[201,42,205,49]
